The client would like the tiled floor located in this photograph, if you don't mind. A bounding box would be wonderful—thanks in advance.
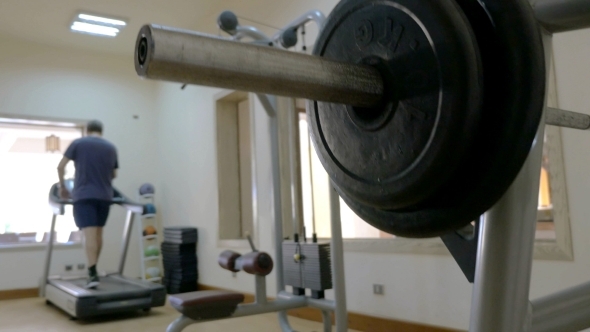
[0,298,359,332]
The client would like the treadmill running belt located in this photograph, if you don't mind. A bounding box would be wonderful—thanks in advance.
[50,276,152,302]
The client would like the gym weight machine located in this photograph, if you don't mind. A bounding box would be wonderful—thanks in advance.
[160,12,348,332]
[134,0,590,330]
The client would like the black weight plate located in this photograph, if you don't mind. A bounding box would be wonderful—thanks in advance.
[308,0,483,210]
[336,0,546,237]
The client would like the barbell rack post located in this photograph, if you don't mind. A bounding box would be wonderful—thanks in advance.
[468,106,546,332]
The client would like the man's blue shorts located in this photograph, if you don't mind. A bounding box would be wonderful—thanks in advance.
[73,199,111,229]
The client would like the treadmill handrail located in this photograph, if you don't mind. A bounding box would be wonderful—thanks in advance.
[48,182,144,214]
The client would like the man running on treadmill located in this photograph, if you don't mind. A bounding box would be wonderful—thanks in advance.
[57,120,118,289]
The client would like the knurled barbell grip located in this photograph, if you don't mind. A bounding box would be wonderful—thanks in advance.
[135,24,384,108]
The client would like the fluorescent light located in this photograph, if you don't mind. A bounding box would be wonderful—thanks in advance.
[0,118,78,127]
[71,21,119,37]
[78,13,126,26]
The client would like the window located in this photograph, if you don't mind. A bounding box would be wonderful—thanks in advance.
[0,119,83,246]
[298,111,554,240]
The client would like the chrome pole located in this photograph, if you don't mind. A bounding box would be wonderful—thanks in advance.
[118,210,135,275]
[468,115,545,332]
[468,31,553,332]
[329,183,348,332]
[321,310,332,332]
[531,280,590,332]
[257,94,297,332]
[40,214,58,297]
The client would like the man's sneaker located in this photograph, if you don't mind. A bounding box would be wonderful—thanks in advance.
[86,275,100,289]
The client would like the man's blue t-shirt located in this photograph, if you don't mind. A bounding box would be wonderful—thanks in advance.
[64,136,118,202]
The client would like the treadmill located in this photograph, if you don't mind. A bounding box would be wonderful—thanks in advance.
[40,180,166,319]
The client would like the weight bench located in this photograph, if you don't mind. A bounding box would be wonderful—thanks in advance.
[168,290,245,320]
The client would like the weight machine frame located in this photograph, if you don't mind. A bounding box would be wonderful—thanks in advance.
[468,1,590,330]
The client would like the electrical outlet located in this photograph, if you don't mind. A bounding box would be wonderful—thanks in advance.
[77,263,85,270]
[373,284,384,295]
[65,265,73,272]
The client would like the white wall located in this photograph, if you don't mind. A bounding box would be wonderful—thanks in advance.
[152,9,590,332]
[0,33,159,290]
[154,83,280,293]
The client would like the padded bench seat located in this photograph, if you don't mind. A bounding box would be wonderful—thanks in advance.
[169,290,245,320]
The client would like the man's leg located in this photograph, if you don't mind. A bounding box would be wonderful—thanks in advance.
[97,227,103,259]
[83,227,101,267]
[74,200,101,288]
[83,227,101,288]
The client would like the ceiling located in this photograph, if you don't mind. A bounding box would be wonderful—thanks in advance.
[0,0,323,57]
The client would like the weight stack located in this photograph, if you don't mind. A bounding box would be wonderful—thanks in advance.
[282,242,332,299]
[161,227,198,294]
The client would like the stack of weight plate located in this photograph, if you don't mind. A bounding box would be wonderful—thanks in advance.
[161,227,198,294]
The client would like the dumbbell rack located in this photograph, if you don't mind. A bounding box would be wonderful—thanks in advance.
[137,192,162,283]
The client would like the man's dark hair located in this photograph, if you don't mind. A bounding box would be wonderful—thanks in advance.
[87,120,103,134]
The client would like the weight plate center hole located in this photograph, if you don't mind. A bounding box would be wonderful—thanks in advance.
[347,56,398,131]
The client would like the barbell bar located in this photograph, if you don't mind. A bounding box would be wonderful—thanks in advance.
[135,25,383,108]
[135,24,589,131]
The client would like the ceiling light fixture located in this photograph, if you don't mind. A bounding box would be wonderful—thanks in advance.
[78,14,126,27]
[71,22,119,37]
[70,12,127,37]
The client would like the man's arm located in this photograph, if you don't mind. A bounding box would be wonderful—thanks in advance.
[57,157,71,199]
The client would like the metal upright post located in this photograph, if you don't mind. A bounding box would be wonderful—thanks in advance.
[118,210,135,275]
[321,310,332,332]
[330,184,348,332]
[468,117,545,332]
[40,214,58,297]
[257,94,297,332]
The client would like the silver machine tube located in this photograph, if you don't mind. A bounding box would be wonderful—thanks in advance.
[530,0,590,32]
[118,210,135,275]
[531,280,590,332]
[166,297,308,332]
[233,26,271,43]
[257,94,297,332]
[469,112,546,332]
[287,99,302,237]
[255,275,269,305]
[40,214,58,297]
[468,30,553,332]
[329,184,348,332]
[271,10,327,44]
